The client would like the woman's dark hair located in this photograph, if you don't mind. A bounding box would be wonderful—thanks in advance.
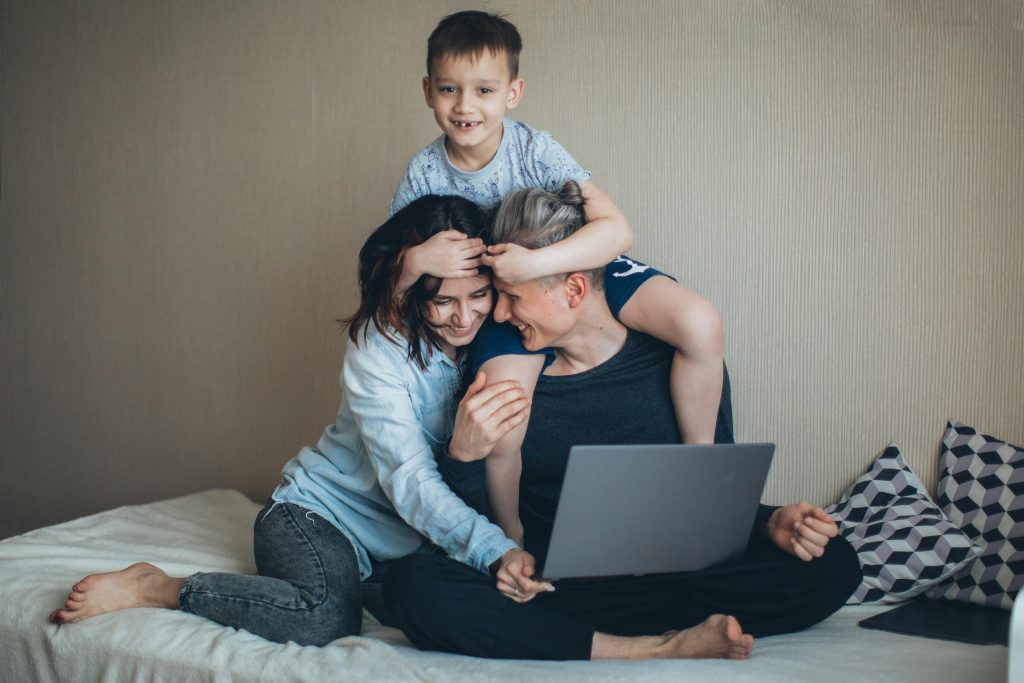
[339,195,490,368]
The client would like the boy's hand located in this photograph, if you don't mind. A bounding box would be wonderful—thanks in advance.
[482,243,543,285]
[405,230,486,283]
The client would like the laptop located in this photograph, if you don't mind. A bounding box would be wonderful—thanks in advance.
[540,443,775,580]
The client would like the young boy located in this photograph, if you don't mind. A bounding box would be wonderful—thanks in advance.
[392,11,725,551]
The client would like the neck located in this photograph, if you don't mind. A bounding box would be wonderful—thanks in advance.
[444,122,504,172]
[546,300,628,376]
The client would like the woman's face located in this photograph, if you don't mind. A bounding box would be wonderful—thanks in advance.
[425,274,493,356]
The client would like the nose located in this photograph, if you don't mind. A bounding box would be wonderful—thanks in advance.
[493,294,510,323]
[453,299,472,325]
[455,90,473,113]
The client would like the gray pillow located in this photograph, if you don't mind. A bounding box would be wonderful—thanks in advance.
[826,444,979,604]
[926,420,1024,610]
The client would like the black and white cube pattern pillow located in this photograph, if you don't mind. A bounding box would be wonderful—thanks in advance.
[826,444,979,604]
[926,421,1024,610]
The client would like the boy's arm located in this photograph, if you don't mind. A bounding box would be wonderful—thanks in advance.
[483,180,633,285]
[617,276,725,444]
[395,230,486,294]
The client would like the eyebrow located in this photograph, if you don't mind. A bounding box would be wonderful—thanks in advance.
[432,75,503,87]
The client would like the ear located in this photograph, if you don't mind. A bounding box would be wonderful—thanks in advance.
[422,76,434,109]
[505,78,525,110]
[564,273,590,309]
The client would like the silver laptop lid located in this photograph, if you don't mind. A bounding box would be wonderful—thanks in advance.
[542,443,775,580]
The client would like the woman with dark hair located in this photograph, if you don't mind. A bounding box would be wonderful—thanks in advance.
[48,195,530,646]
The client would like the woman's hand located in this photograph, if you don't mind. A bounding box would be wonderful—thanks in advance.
[398,230,486,293]
[493,548,554,603]
[481,243,542,285]
[448,372,531,462]
[767,503,838,561]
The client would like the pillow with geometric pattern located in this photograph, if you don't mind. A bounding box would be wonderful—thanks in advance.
[826,444,979,604]
[925,420,1024,611]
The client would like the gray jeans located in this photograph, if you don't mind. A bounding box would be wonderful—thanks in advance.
[178,500,362,646]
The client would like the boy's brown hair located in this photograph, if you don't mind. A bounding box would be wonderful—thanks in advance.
[427,10,523,79]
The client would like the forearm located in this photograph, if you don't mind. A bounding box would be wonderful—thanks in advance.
[523,214,632,279]
[394,247,421,295]
[485,449,524,546]
[386,457,517,572]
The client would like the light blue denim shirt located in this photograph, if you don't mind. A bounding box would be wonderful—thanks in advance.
[272,322,516,580]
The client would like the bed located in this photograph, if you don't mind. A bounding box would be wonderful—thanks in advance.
[0,489,1008,683]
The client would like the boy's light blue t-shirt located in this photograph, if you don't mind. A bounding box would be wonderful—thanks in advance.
[390,118,592,215]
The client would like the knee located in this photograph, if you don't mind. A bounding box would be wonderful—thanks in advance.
[798,534,862,618]
[269,595,362,647]
[824,534,863,601]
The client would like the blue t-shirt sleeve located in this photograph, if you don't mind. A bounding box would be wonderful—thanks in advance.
[603,256,674,318]
[470,318,554,376]
[527,130,592,192]
[389,166,420,217]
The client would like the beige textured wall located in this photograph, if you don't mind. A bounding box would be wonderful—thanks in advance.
[2,1,1022,538]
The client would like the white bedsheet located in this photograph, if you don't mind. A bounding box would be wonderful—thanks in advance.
[0,489,1008,683]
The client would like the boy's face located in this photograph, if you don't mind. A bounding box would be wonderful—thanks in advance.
[423,50,524,162]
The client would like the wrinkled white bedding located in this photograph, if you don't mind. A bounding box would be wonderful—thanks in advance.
[0,489,1007,683]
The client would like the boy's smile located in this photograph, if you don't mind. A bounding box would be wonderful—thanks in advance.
[423,50,524,172]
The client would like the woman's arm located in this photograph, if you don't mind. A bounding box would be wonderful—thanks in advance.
[342,337,518,574]
[395,229,487,294]
[482,180,633,284]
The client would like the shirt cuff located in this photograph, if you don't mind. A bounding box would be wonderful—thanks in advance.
[475,537,519,575]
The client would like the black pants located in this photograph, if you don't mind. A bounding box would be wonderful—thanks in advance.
[384,531,861,660]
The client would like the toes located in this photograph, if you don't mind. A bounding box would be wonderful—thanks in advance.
[723,615,743,641]
[64,597,89,611]
[52,610,73,624]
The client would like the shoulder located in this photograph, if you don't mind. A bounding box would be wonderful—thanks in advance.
[505,119,561,154]
[624,328,673,358]
[391,136,454,214]
[470,318,552,376]
[404,135,449,177]
[344,322,413,376]
[505,119,589,189]
[590,330,673,381]
[603,256,672,318]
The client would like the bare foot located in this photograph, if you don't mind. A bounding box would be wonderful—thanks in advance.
[49,562,184,625]
[659,614,754,660]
